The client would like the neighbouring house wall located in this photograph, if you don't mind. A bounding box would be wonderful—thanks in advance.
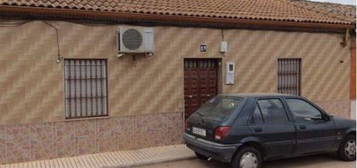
[352,101,356,119]
[0,20,351,164]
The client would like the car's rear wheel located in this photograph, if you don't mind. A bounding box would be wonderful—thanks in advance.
[232,146,262,168]
[338,135,356,161]
[195,152,208,160]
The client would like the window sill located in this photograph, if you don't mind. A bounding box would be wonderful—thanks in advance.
[63,116,111,122]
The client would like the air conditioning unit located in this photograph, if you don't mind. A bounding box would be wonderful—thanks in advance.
[117,26,154,54]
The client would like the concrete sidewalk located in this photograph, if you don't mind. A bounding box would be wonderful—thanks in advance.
[0,145,195,168]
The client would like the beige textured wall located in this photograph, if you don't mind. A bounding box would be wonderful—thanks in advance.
[222,29,350,101]
[0,21,351,124]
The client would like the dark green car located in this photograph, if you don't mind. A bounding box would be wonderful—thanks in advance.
[184,93,356,168]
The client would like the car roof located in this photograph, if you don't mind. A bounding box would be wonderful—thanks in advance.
[219,93,296,98]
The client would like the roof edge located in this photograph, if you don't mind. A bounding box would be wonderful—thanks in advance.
[285,0,356,24]
[0,6,355,32]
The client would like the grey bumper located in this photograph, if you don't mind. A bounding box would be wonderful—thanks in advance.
[183,133,241,163]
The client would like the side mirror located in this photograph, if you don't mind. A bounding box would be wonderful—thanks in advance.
[325,114,333,121]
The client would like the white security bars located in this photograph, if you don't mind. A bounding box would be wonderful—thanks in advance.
[64,59,108,119]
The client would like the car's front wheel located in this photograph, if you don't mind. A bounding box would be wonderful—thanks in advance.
[232,146,262,168]
[338,134,356,161]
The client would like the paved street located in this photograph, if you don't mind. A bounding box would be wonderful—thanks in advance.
[139,154,355,168]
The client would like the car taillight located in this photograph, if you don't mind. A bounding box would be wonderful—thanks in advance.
[214,126,231,140]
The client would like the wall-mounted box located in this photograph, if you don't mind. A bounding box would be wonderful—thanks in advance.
[226,62,235,85]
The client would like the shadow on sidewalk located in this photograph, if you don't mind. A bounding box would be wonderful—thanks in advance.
[144,154,355,168]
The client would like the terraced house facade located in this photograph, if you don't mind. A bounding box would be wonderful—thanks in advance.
[0,0,355,164]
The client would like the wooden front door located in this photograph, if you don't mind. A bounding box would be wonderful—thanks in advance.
[184,59,219,120]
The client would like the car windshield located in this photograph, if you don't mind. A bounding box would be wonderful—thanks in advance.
[195,96,242,121]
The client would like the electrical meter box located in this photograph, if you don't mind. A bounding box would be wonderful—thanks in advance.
[226,62,235,85]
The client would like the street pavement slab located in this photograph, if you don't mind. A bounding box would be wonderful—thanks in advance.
[0,145,195,168]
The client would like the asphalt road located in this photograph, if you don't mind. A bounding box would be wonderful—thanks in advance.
[139,154,355,168]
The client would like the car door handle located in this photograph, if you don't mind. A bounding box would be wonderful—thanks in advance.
[299,125,306,130]
[254,127,263,132]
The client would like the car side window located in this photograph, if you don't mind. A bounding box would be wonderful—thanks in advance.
[251,104,264,124]
[286,98,322,121]
[257,99,288,123]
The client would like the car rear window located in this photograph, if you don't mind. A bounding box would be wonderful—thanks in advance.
[195,96,242,121]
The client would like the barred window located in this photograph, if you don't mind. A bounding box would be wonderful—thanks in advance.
[64,59,108,119]
[278,58,301,96]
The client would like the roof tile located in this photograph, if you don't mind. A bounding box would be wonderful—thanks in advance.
[288,0,355,23]
[0,0,355,25]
